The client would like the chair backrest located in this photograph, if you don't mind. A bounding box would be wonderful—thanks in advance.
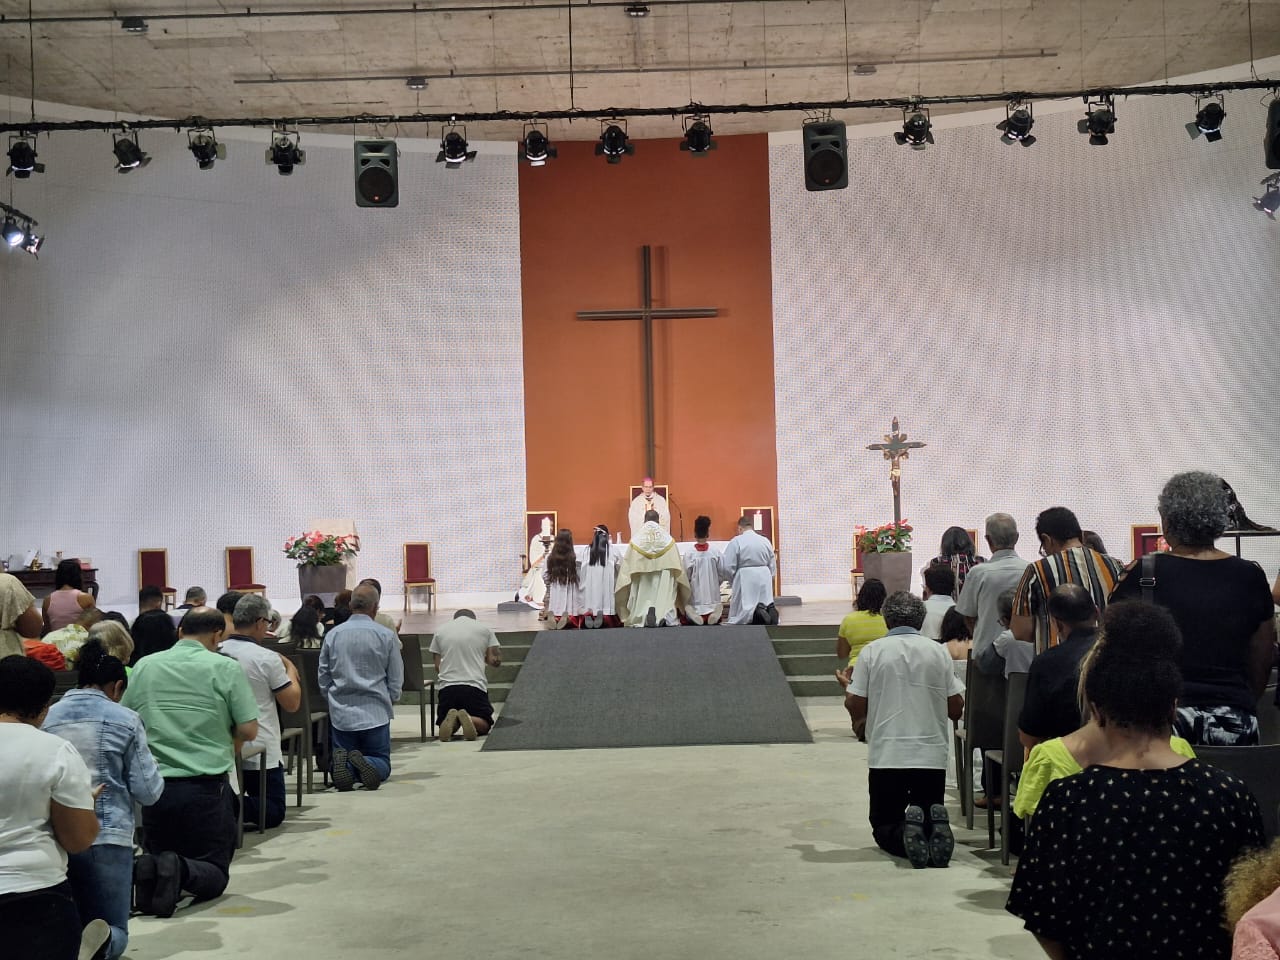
[850,534,863,574]
[50,670,80,703]
[1257,685,1279,746]
[1002,672,1029,775]
[280,654,313,728]
[226,547,254,586]
[404,542,431,582]
[138,549,169,590]
[292,649,327,714]
[963,655,1007,750]
[401,635,427,693]
[1196,744,1280,841]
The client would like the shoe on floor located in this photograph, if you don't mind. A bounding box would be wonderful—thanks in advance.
[458,711,478,741]
[347,750,381,791]
[927,803,955,868]
[149,851,184,919]
[644,607,657,628]
[439,709,460,743]
[903,805,930,869]
[766,602,780,626]
[134,853,156,916]
[78,918,111,960]
[331,747,355,792]
[973,795,1001,809]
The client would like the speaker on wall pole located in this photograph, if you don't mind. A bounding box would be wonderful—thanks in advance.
[802,119,848,192]
[354,139,399,207]
[1266,99,1280,170]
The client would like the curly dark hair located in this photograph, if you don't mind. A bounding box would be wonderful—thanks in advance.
[545,530,579,585]
[0,655,55,720]
[855,578,887,614]
[1084,601,1183,735]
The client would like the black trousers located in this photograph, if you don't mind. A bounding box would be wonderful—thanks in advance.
[142,776,236,901]
[0,881,80,960]
[867,768,945,858]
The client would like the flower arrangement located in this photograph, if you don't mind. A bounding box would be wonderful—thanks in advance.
[856,521,913,554]
[283,531,361,567]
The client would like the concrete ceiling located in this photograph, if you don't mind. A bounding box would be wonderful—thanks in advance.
[1,0,1277,140]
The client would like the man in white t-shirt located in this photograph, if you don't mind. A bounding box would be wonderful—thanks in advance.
[919,563,956,640]
[429,610,501,742]
[842,591,965,869]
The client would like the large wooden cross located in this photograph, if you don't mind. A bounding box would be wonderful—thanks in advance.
[577,245,718,479]
[866,416,927,526]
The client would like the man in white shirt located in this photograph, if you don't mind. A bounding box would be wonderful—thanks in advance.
[919,563,956,640]
[843,591,965,868]
[627,478,670,538]
[430,610,502,742]
[957,513,1030,676]
[720,516,777,625]
[683,514,724,624]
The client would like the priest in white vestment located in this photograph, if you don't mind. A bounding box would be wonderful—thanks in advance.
[517,516,554,608]
[627,478,670,537]
[720,516,777,625]
[683,514,724,624]
[615,512,691,627]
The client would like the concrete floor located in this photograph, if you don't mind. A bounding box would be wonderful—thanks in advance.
[125,700,1041,960]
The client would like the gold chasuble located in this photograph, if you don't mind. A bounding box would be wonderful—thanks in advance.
[614,522,692,627]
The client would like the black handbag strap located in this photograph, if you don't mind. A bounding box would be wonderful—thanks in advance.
[1139,551,1157,604]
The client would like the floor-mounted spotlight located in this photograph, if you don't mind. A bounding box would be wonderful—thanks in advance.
[997,101,1036,146]
[188,128,226,170]
[596,119,634,164]
[436,122,477,169]
[894,105,934,150]
[1079,95,1116,145]
[518,123,556,167]
[679,114,716,156]
[1187,93,1225,143]
[6,135,44,177]
[112,129,150,173]
[266,127,305,175]
[0,201,42,258]
[1254,173,1280,219]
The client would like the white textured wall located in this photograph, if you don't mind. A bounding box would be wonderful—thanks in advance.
[0,120,525,606]
[771,88,1280,593]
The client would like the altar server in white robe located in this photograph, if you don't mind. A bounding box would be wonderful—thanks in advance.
[580,526,621,628]
[542,530,585,629]
[615,511,691,627]
[720,516,778,625]
[627,477,671,538]
[683,514,724,624]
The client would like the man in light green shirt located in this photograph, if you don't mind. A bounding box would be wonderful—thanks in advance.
[122,607,257,917]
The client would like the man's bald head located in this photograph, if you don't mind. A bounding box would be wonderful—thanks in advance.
[350,583,381,614]
[1047,583,1097,629]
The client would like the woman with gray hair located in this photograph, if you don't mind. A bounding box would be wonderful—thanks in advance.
[1109,471,1276,745]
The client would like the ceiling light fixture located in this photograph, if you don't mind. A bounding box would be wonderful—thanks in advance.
[679,114,716,157]
[266,126,305,175]
[6,136,44,177]
[1,217,24,248]
[997,101,1036,146]
[112,129,150,173]
[1079,95,1116,145]
[187,127,226,170]
[120,16,148,33]
[436,121,476,168]
[1187,93,1225,143]
[1254,173,1280,219]
[624,4,650,17]
[894,104,934,150]
[595,119,634,164]
[518,122,556,166]
[0,201,43,258]
[406,76,428,91]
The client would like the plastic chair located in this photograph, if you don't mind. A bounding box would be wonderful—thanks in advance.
[1195,744,1280,841]
[982,671,1028,863]
[400,636,436,742]
[403,542,437,612]
[137,549,177,609]
[959,658,1007,830]
[225,546,266,595]
[235,742,268,847]
[289,651,331,791]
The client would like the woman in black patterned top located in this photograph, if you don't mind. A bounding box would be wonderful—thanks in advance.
[1007,601,1264,959]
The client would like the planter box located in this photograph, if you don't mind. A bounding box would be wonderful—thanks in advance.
[298,564,348,605]
[860,551,913,596]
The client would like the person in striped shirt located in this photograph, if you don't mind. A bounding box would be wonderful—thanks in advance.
[1009,507,1124,654]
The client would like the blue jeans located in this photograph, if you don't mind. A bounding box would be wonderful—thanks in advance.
[331,724,391,783]
[243,765,287,829]
[67,844,133,959]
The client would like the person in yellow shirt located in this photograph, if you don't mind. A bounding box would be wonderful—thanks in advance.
[836,579,888,668]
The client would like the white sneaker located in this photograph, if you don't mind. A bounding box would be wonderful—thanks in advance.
[438,709,460,742]
[79,919,111,960]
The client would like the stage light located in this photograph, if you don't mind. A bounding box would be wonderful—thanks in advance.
[679,115,716,156]
[1079,95,1116,145]
[187,128,226,170]
[112,130,150,173]
[1186,94,1225,143]
[20,231,43,256]
[893,105,933,150]
[1,201,43,257]
[6,137,44,177]
[997,102,1036,146]
[1255,173,1280,219]
[120,16,148,33]
[595,120,634,164]
[266,127,305,175]
[436,123,476,169]
[2,217,24,247]
[625,4,650,17]
[518,123,556,166]
[405,76,428,91]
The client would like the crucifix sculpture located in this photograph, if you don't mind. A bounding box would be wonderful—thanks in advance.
[866,417,927,526]
[577,245,719,479]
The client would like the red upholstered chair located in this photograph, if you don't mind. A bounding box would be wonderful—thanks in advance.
[137,549,177,609]
[403,542,436,612]
[225,546,266,595]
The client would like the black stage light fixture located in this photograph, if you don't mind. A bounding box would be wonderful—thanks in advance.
[354,138,399,207]
[436,121,476,169]
[1254,173,1280,218]
[2,216,25,248]
[894,105,934,150]
[518,123,556,166]
[112,130,150,173]
[802,117,847,191]
[679,115,716,156]
[1265,99,1280,169]
[405,76,428,91]
[266,127,305,175]
[6,137,44,177]
[120,16,148,33]
[997,102,1036,146]
[20,230,43,257]
[1079,95,1116,145]
[1186,94,1225,143]
[1,202,43,257]
[187,128,226,170]
[595,120,634,164]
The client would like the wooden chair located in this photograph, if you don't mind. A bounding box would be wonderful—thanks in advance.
[958,657,1007,830]
[981,670,1028,863]
[235,742,269,848]
[137,549,177,609]
[225,546,266,595]
[400,636,436,742]
[289,651,331,791]
[403,542,437,612]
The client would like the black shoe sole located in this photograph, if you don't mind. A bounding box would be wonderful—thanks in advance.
[150,851,183,919]
[134,854,156,916]
[927,804,955,867]
[331,748,355,792]
[348,750,381,791]
[903,805,930,869]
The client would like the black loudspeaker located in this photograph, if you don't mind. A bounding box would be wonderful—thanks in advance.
[354,139,398,207]
[1266,100,1280,170]
[803,120,848,192]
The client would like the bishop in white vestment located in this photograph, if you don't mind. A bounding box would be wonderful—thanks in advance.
[720,518,777,625]
[627,478,670,537]
[615,516,691,627]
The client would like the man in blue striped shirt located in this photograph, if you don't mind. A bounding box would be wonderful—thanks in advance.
[318,584,403,791]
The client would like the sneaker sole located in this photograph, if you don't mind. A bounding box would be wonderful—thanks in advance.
[458,713,477,741]
[331,748,355,792]
[79,918,111,960]
[439,710,459,742]
[348,750,381,791]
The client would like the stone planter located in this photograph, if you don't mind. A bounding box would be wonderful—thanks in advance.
[298,564,348,606]
[860,551,913,596]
